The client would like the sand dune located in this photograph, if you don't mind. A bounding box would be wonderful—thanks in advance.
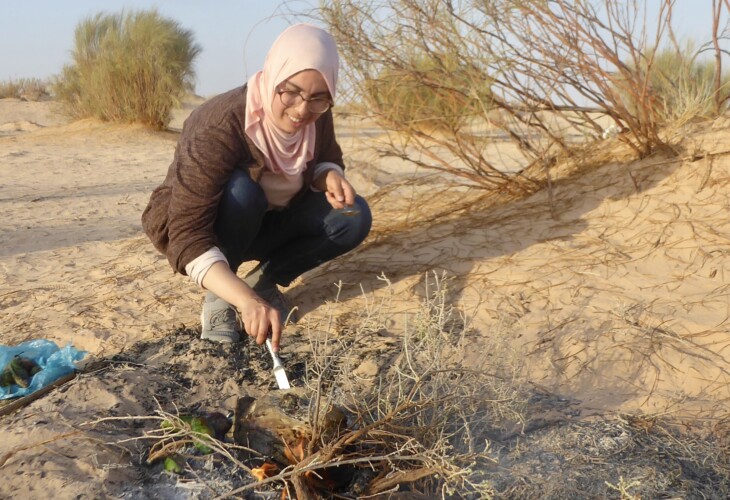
[1,97,729,498]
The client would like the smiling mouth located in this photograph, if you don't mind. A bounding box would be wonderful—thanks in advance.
[287,114,304,124]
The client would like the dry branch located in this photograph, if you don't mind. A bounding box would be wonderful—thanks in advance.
[314,0,726,200]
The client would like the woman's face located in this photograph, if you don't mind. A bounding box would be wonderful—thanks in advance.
[270,69,330,134]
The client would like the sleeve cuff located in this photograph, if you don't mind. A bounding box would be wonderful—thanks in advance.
[184,247,228,287]
[311,162,345,191]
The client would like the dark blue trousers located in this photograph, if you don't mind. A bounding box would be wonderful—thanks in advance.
[214,169,372,286]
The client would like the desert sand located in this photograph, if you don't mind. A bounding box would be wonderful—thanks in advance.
[1,96,730,498]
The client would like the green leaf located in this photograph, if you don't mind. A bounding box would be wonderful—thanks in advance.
[164,456,183,474]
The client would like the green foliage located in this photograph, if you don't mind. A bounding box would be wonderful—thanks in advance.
[365,49,493,133]
[623,42,729,123]
[163,455,184,474]
[161,415,215,454]
[53,9,201,129]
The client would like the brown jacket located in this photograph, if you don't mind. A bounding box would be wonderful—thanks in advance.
[141,85,345,274]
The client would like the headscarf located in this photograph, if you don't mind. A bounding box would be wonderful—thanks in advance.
[244,24,339,176]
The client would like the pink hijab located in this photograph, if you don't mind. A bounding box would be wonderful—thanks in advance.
[244,24,339,175]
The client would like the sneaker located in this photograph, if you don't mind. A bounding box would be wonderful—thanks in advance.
[200,292,241,343]
[256,286,299,325]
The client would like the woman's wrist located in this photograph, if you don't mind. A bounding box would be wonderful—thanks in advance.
[312,170,330,191]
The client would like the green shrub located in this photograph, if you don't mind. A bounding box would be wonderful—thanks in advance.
[653,45,729,121]
[54,10,201,129]
[621,42,730,124]
[364,50,493,133]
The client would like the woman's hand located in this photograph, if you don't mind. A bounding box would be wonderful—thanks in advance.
[201,261,283,350]
[314,169,356,210]
[236,295,282,348]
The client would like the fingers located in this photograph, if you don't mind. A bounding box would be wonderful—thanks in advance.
[327,176,346,206]
[269,313,282,352]
[240,299,282,348]
[326,174,357,210]
[342,181,356,206]
[253,317,269,346]
[325,190,345,209]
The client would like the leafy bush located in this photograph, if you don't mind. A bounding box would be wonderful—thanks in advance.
[54,10,201,129]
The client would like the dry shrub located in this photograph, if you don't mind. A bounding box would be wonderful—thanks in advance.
[0,80,22,99]
[283,272,528,498]
[0,78,50,100]
[53,9,200,129]
[316,0,729,191]
[318,0,543,193]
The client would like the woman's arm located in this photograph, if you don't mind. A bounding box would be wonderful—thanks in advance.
[311,109,356,209]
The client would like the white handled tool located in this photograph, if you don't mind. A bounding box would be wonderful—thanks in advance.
[265,338,291,390]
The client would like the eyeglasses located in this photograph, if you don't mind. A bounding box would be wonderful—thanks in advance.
[276,89,332,114]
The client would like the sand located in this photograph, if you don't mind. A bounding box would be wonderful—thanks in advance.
[1,97,730,498]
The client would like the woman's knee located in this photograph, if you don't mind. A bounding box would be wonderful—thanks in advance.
[328,195,372,248]
[221,169,267,217]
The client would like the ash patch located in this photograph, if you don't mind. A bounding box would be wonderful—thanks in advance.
[113,326,308,407]
[88,326,309,499]
[82,327,730,499]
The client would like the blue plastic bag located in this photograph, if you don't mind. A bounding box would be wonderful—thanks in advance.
[0,339,86,399]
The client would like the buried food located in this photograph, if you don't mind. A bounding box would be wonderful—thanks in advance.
[0,356,42,388]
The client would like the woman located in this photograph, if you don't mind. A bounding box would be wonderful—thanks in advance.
[142,24,372,351]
